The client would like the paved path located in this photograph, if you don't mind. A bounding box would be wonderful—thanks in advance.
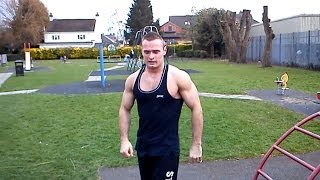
[248,89,320,116]
[99,151,320,180]
[0,72,13,87]
[199,92,262,101]
[0,89,39,96]
[86,65,126,82]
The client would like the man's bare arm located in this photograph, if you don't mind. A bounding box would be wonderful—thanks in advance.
[119,75,136,157]
[177,70,203,162]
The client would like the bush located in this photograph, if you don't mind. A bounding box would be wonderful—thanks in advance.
[6,54,23,61]
[199,50,209,58]
[25,45,147,60]
[176,49,209,58]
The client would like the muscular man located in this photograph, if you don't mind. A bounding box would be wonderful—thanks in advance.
[119,32,203,180]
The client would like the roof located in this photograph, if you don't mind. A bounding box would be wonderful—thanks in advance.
[168,15,197,28]
[252,14,320,27]
[162,32,183,39]
[46,19,96,32]
[166,14,258,28]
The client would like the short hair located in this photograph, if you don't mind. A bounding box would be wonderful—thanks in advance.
[141,32,164,43]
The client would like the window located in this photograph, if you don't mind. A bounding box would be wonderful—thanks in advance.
[78,35,86,40]
[168,25,173,32]
[52,35,60,40]
[184,21,190,26]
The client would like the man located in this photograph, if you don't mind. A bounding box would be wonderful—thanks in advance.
[119,32,203,180]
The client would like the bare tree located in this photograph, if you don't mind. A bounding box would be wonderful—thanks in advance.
[0,0,49,51]
[221,11,237,62]
[0,0,18,26]
[262,6,274,67]
[239,10,252,63]
[221,10,252,63]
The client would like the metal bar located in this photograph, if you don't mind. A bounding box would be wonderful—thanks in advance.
[253,148,276,179]
[295,112,320,127]
[274,145,315,171]
[99,44,106,88]
[257,169,273,180]
[279,33,282,64]
[294,126,320,140]
[308,30,311,65]
[253,111,320,180]
[308,164,320,180]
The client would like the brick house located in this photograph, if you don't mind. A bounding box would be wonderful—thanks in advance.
[160,14,259,45]
[160,15,197,44]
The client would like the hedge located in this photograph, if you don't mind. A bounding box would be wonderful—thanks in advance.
[27,47,136,60]
[21,44,193,60]
[176,50,209,58]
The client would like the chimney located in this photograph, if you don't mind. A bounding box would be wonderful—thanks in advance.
[49,12,53,21]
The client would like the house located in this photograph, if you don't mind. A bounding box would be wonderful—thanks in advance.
[160,14,258,44]
[39,13,115,48]
[160,15,197,44]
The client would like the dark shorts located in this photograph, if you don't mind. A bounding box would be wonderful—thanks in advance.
[138,153,179,180]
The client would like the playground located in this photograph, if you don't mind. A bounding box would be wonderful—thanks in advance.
[0,58,319,179]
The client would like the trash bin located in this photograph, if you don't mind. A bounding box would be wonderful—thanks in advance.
[15,60,24,76]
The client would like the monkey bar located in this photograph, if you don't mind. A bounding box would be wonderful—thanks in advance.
[253,111,320,180]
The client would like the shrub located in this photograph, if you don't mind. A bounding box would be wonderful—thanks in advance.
[176,49,209,58]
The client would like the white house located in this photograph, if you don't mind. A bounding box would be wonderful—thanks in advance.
[39,13,109,48]
[250,14,320,37]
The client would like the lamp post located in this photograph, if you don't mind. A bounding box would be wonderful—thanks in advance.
[171,39,176,58]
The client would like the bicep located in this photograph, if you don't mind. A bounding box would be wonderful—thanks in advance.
[179,73,200,109]
[120,90,135,112]
[120,77,135,112]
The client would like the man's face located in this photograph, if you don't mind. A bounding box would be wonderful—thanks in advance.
[141,39,166,69]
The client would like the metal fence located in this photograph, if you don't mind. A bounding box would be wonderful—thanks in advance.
[247,30,320,69]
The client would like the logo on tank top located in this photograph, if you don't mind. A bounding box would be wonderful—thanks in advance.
[165,171,174,180]
[156,94,164,98]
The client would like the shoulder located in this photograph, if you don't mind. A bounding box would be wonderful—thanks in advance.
[168,65,191,81]
[168,65,193,90]
[124,69,140,90]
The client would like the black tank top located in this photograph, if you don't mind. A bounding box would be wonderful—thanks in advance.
[133,64,184,157]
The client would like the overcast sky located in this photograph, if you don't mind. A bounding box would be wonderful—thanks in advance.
[39,0,319,33]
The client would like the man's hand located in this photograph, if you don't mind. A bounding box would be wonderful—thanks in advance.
[120,140,134,158]
[189,144,202,163]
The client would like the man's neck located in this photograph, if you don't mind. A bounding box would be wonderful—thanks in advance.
[145,64,165,75]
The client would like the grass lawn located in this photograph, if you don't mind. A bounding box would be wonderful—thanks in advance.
[0,59,319,179]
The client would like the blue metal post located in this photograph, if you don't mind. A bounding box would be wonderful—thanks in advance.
[99,44,106,88]
[279,34,282,65]
[308,30,311,65]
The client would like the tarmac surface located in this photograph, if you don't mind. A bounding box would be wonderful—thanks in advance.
[248,89,320,117]
[99,151,320,180]
[1,65,319,179]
